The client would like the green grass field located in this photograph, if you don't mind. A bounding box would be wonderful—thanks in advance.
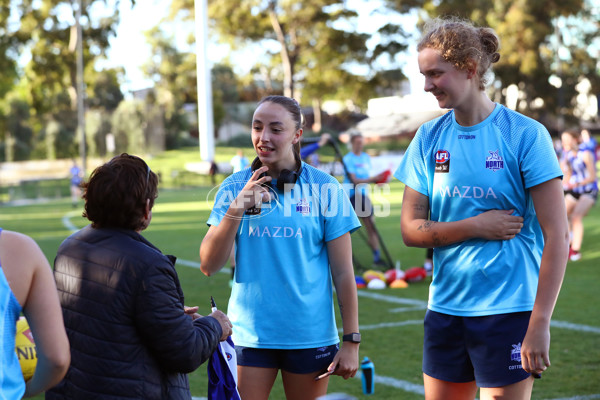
[2,152,599,399]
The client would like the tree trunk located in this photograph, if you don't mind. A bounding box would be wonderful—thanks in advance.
[268,1,294,98]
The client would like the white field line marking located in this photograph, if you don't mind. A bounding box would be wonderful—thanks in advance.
[62,213,600,400]
[62,211,80,232]
[550,320,600,334]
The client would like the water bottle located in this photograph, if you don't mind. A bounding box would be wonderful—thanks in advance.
[360,356,375,395]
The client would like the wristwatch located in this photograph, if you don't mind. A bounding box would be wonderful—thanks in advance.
[342,332,361,343]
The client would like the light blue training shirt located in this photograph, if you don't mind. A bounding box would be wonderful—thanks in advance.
[394,104,562,317]
[207,163,360,348]
[342,152,372,197]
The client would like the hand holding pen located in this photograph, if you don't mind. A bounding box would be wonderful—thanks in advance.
[209,296,233,341]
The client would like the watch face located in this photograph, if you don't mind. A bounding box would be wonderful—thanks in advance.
[344,333,361,343]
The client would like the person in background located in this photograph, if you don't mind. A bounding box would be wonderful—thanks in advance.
[580,128,598,162]
[230,149,250,173]
[200,96,361,400]
[395,17,568,400]
[560,129,598,261]
[423,248,433,276]
[342,133,388,267]
[47,153,232,400]
[69,160,83,208]
[300,133,331,167]
[209,159,219,186]
[0,229,70,398]
[300,133,331,159]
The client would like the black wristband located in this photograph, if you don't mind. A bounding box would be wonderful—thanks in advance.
[342,332,361,343]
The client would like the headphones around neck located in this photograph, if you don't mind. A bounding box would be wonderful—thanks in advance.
[251,156,302,191]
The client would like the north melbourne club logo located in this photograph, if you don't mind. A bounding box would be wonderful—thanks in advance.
[486,150,504,172]
[295,198,310,215]
[510,342,522,362]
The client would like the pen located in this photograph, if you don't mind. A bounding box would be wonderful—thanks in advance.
[210,296,217,312]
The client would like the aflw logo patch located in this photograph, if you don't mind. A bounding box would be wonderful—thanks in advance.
[435,150,450,173]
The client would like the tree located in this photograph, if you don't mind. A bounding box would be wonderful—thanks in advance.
[7,0,132,159]
[2,97,34,162]
[87,68,125,111]
[208,0,408,101]
[142,26,197,149]
[383,0,599,128]
[111,99,145,154]
[169,0,411,120]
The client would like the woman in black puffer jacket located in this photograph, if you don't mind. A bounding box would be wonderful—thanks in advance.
[47,154,232,400]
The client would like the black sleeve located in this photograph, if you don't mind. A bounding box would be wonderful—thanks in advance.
[134,258,222,373]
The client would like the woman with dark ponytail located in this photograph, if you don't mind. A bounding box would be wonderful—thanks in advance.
[201,96,361,399]
[394,17,569,399]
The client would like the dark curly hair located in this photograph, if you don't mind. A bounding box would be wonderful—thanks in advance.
[418,17,500,90]
[82,153,158,230]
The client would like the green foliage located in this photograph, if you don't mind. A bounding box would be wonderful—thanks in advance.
[198,0,411,104]
[111,99,146,155]
[0,0,129,160]
[86,68,125,111]
[384,0,599,126]
[2,97,34,161]
[85,109,113,158]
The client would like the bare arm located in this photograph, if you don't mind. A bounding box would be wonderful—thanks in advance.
[347,172,386,185]
[1,231,70,397]
[520,178,569,375]
[322,233,359,380]
[400,186,524,248]
[199,166,272,276]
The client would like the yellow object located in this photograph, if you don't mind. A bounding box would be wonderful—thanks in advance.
[15,317,37,381]
[363,269,386,283]
[390,279,409,289]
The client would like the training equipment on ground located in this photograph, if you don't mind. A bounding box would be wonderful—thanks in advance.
[363,269,386,283]
[390,279,409,289]
[15,317,37,381]
[355,276,366,289]
[384,268,406,285]
[367,278,386,289]
[404,266,428,282]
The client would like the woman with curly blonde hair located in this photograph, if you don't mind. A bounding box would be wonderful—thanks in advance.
[394,17,569,400]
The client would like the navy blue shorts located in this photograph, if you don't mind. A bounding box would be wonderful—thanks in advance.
[236,344,339,374]
[423,310,532,387]
[564,188,598,201]
[350,193,374,217]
